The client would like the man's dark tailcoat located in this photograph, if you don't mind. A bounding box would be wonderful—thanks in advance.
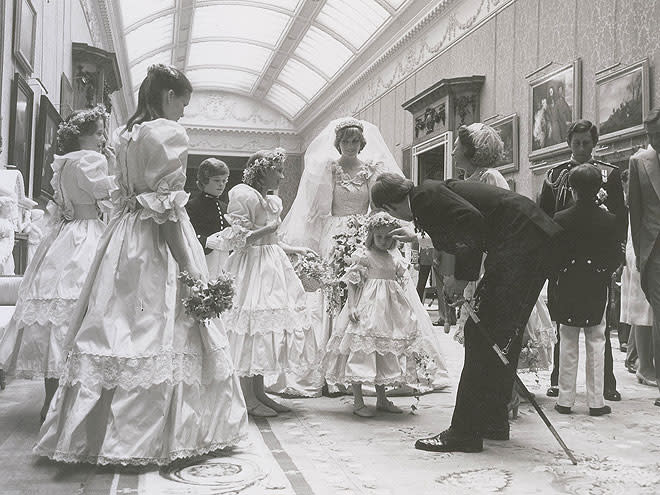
[411,179,562,437]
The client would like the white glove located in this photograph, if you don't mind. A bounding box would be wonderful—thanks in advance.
[205,231,225,251]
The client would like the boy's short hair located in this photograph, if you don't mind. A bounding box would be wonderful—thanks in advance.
[197,158,229,190]
[568,164,601,201]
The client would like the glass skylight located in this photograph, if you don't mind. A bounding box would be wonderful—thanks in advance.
[294,26,352,78]
[119,0,175,30]
[188,41,273,72]
[277,59,326,100]
[130,50,172,90]
[385,0,407,8]
[316,0,389,49]
[266,83,306,117]
[124,15,174,62]
[191,5,291,47]
[187,68,259,93]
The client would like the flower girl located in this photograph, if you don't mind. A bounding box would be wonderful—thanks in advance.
[324,212,441,417]
[0,106,114,422]
[34,65,247,465]
[220,148,319,417]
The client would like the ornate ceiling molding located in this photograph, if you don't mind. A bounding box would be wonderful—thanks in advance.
[299,0,513,134]
[186,128,303,155]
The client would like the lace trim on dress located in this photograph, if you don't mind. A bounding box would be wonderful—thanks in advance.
[34,432,247,467]
[61,346,234,390]
[11,298,77,326]
[12,368,63,380]
[325,332,423,357]
[324,368,420,387]
[223,307,311,335]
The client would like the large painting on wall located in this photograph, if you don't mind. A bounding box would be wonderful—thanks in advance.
[34,95,62,199]
[596,59,649,143]
[488,113,519,174]
[529,59,582,160]
[12,0,36,74]
[8,72,34,195]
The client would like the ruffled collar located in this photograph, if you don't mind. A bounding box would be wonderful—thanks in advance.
[332,160,377,188]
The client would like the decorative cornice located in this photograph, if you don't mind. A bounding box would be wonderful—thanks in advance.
[298,0,513,133]
[183,125,297,136]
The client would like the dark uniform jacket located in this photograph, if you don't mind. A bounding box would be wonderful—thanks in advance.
[185,191,228,255]
[538,157,626,242]
[410,179,562,281]
[551,201,620,327]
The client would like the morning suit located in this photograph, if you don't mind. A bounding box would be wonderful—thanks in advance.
[411,179,562,436]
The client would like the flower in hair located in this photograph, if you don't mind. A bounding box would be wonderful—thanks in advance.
[56,105,108,153]
[148,63,178,77]
[366,211,401,232]
[242,147,287,186]
[334,117,364,134]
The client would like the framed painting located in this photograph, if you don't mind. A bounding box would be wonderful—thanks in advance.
[529,59,582,160]
[596,58,650,143]
[8,72,34,195]
[12,0,37,74]
[488,113,519,174]
[59,73,74,119]
[34,95,62,199]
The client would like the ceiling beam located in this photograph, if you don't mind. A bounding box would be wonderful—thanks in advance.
[252,0,326,100]
[173,0,196,70]
[373,0,397,15]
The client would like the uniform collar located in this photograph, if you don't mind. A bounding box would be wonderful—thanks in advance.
[202,192,221,200]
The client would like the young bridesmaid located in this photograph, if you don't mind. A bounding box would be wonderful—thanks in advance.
[34,65,247,465]
[323,212,444,417]
[0,106,114,422]
[220,148,318,417]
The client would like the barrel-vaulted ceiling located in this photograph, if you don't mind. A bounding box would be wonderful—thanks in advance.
[116,0,411,121]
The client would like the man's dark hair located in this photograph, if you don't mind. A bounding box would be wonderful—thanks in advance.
[567,120,599,146]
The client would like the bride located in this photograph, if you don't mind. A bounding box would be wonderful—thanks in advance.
[267,117,449,397]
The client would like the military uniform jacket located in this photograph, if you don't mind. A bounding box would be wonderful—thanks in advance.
[185,191,228,255]
[551,201,621,327]
[410,179,562,281]
[538,157,627,242]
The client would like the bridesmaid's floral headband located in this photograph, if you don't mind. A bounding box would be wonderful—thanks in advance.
[366,211,401,232]
[56,105,108,151]
[242,147,287,186]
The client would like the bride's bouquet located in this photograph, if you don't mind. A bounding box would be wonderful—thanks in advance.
[179,271,235,322]
[293,252,333,292]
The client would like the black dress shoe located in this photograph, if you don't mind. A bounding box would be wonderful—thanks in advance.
[482,427,509,440]
[589,405,612,416]
[414,429,483,453]
[554,404,572,414]
[654,398,660,407]
[604,390,621,401]
[546,386,559,397]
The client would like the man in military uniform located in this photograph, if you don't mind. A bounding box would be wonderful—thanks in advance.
[538,120,626,402]
[186,158,230,277]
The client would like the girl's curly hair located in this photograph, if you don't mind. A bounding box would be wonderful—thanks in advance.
[56,105,108,154]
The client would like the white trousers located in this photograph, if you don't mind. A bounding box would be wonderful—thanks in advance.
[557,310,606,409]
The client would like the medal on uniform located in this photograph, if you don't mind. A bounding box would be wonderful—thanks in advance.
[601,168,608,184]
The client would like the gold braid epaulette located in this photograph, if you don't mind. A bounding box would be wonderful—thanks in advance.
[544,163,571,211]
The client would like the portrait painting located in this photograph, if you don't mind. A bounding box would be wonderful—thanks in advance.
[8,72,34,195]
[529,60,582,159]
[596,59,649,143]
[34,95,62,198]
[489,113,519,174]
[13,0,37,74]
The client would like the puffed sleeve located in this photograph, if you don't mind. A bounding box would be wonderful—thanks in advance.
[214,184,258,251]
[135,120,190,224]
[75,151,114,200]
[341,250,369,286]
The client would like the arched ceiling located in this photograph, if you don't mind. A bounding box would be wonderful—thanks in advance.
[116,0,412,120]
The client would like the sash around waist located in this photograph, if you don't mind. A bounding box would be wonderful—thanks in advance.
[69,203,100,220]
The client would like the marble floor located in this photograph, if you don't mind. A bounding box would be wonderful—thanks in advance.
[1,326,659,495]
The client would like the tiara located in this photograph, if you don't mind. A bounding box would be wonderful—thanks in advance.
[334,118,363,134]
[367,211,401,231]
[242,147,287,186]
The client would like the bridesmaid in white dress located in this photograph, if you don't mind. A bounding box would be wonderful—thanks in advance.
[35,65,247,466]
[220,149,317,417]
[0,106,114,422]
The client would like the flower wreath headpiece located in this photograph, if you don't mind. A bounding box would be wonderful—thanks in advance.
[366,211,401,232]
[242,147,287,186]
[334,118,364,134]
[56,104,108,152]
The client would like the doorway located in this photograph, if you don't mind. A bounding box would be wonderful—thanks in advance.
[186,154,248,202]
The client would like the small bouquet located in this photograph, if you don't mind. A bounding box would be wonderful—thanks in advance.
[179,271,235,322]
[293,252,333,292]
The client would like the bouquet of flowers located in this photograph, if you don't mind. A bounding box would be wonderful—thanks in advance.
[326,214,369,314]
[179,271,235,323]
[293,251,333,292]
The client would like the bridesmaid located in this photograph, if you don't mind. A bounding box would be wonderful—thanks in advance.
[34,64,247,466]
[0,106,114,422]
